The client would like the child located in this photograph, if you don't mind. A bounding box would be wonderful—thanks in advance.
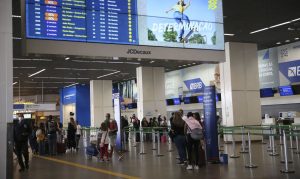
[99,122,109,162]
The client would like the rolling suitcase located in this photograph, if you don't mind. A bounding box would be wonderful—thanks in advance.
[86,145,99,158]
[57,142,66,154]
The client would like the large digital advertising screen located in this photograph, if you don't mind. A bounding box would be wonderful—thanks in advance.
[26,0,224,50]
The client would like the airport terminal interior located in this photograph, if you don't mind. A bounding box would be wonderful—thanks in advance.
[1,0,300,178]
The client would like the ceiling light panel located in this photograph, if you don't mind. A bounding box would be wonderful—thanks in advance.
[28,69,46,77]
[97,71,120,79]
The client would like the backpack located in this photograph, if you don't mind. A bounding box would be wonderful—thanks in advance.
[187,125,203,140]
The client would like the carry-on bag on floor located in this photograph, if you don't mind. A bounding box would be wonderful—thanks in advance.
[57,142,66,154]
[199,145,206,166]
[86,145,99,158]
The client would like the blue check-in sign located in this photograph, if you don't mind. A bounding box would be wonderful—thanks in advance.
[184,78,205,93]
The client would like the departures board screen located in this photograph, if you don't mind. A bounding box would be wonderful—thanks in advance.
[26,0,224,50]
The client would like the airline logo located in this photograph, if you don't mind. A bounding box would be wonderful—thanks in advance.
[184,78,205,93]
[288,66,300,77]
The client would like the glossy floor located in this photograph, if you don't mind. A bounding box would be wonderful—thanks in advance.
[13,138,300,179]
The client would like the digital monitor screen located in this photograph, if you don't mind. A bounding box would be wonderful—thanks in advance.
[260,88,274,98]
[26,0,224,50]
[279,86,294,96]
[127,103,137,109]
[166,99,174,106]
[197,95,203,103]
[24,113,32,119]
[183,97,191,104]
[292,84,300,95]
[173,98,181,105]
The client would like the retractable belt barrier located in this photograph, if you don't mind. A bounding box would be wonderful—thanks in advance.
[219,124,300,173]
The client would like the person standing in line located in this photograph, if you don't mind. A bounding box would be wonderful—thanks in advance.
[121,116,129,142]
[75,120,82,150]
[67,117,77,151]
[14,114,32,172]
[47,115,58,155]
[185,112,202,170]
[29,121,38,155]
[36,123,46,155]
[99,122,109,162]
[132,114,140,142]
[105,113,118,158]
[171,112,187,165]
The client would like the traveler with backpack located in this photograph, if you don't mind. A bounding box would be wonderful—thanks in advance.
[47,115,58,155]
[14,114,32,172]
[185,112,202,170]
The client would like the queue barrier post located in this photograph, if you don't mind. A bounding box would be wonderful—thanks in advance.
[156,130,164,157]
[168,130,174,152]
[267,128,273,152]
[279,127,283,145]
[152,129,157,150]
[132,128,137,147]
[294,127,300,154]
[240,127,248,154]
[123,129,127,151]
[289,126,296,149]
[229,132,240,158]
[280,130,295,173]
[140,128,146,155]
[245,132,257,168]
[269,128,279,156]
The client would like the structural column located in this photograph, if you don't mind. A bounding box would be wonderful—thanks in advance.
[220,42,262,141]
[0,0,13,178]
[136,67,166,120]
[90,80,113,127]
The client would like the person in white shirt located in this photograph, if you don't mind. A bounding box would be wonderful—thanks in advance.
[75,121,81,150]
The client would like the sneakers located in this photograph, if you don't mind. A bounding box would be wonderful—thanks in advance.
[194,165,199,170]
[186,165,193,170]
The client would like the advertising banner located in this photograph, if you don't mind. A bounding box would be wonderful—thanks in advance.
[257,48,279,88]
[203,86,219,162]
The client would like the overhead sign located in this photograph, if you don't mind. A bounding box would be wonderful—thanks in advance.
[13,103,56,111]
[279,60,300,84]
[184,78,205,93]
[26,0,224,50]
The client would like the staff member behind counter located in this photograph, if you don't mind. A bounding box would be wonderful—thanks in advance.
[14,114,32,172]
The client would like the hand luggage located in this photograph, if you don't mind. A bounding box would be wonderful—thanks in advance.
[199,145,206,166]
[161,135,167,143]
[86,145,99,158]
[57,142,66,154]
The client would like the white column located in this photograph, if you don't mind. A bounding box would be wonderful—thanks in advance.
[220,42,261,141]
[136,67,166,120]
[90,80,113,127]
[0,0,13,178]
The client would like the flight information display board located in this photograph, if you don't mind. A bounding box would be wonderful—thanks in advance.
[26,0,224,50]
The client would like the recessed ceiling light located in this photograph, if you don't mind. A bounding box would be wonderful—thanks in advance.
[178,66,182,68]
[183,65,187,67]
[13,82,18,85]
[28,69,46,77]
[192,63,196,65]
[295,38,299,40]
[187,64,191,66]
[150,60,155,63]
[12,15,21,18]
[137,58,141,61]
[285,40,290,43]
[224,33,235,36]
[65,57,70,60]
[113,57,119,60]
[276,42,281,45]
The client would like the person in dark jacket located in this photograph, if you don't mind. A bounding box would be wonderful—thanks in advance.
[14,114,32,172]
[171,111,187,165]
[121,116,129,142]
[67,117,77,151]
[131,114,140,142]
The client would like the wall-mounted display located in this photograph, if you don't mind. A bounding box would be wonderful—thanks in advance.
[26,0,224,50]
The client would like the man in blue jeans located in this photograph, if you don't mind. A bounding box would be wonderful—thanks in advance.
[47,116,58,155]
[166,0,191,42]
